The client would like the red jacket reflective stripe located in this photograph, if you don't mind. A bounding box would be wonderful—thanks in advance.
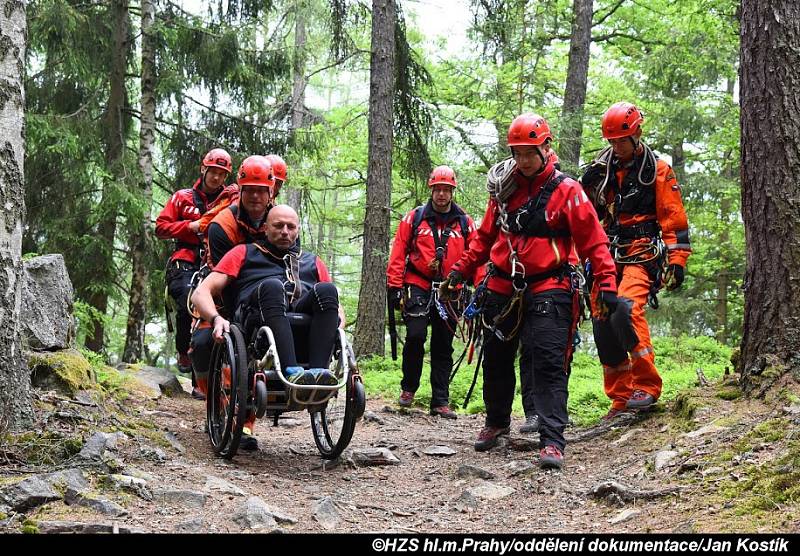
[155,178,237,264]
[452,159,617,296]
[386,205,477,290]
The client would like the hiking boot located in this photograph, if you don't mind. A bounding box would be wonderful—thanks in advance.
[539,445,564,469]
[310,368,338,387]
[474,426,510,452]
[191,388,206,401]
[430,405,457,420]
[177,353,192,374]
[519,414,540,434]
[626,389,656,409]
[240,427,258,452]
[602,407,635,421]
[398,390,415,408]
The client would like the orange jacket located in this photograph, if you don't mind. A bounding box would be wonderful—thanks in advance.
[604,157,691,268]
[205,204,271,268]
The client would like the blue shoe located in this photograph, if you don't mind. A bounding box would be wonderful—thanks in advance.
[309,368,338,386]
[284,366,306,381]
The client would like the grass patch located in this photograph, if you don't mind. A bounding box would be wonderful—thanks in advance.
[720,440,800,513]
[1,431,83,466]
[360,330,732,426]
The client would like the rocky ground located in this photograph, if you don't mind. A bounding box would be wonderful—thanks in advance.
[2,368,799,534]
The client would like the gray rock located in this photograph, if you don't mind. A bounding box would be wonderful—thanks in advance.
[36,520,142,534]
[64,488,128,517]
[423,445,457,457]
[233,497,278,530]
[121,467,156,482]
[456,464,496,480]
[278,417,302,428]
[363,411,385,424]
[116,364,184,399]
[685,424,727,439]
[452,491,478,513]
[352,448,400,466]
[672,520,695,533]
[654,450,680,472]
[42,468,90,493]
[78,432,126,461]
[175,517,205,533]
[466,483,515,501]
[152,489,207,509]
[504,461,535,477]
[608,508,641,524]
[140,445,168,463]
[109,474,152,501]
[612,430,638,446]
[204,476,246,497]
[0,476,61,512]
[313,497,340,531]
[21,254,76,350]
[164,432,186,454]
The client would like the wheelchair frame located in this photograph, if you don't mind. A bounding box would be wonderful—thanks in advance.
[206,319,365,461]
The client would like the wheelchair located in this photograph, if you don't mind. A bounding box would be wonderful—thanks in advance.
[205,310,366,460]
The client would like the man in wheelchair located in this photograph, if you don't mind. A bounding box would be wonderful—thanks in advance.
[192,204,344,394]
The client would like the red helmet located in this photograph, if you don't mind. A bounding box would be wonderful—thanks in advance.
[202,148,233,173]
[601,102,644,139]
[237,155,275,188]
[428,165,457,188]
[264,154,287,182]
[507,114,552,147]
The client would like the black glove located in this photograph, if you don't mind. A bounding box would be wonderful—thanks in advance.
[439,270,464,301]
[388,287,404,311]
[663,264,685,291]
[595,290,619,320]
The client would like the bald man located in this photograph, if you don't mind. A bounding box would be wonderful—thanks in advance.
[192,207,342,438]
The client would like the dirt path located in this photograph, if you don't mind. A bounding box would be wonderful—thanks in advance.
[4,376,799,534]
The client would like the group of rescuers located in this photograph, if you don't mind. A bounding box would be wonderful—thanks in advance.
[157,101,691,469]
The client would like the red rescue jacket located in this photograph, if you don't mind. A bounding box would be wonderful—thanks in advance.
[155,178,238,264]
[386,201,477,291]
[452,159,617,296]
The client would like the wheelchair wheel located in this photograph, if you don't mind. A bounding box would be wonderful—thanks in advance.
[310,336,358,460]
[206,324,249,459]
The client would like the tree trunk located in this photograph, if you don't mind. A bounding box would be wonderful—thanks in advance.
[739,0,800,392]
[0,0,33,431]
[86,0,129,353]
[354,0,395,358]
[715,197,730,344]
[123,0,156,362]
[285,0,307,211]
[559,0,592,174]
[671,140,686,184]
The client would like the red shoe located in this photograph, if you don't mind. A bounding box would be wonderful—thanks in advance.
[398,390,415,408]
[539,445,564,469]
[626,389,656,409]
[430,405,457,420]
[474,426,510,452]
[602,407,632,421]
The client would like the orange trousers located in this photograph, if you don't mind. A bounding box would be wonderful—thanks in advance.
[595,264,662,411]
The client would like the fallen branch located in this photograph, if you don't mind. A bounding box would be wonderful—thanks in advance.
[566,412,648,444]
[696,368,710,387]
[588,480,683,503]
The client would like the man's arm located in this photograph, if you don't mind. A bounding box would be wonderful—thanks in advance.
[191,271,232,341]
